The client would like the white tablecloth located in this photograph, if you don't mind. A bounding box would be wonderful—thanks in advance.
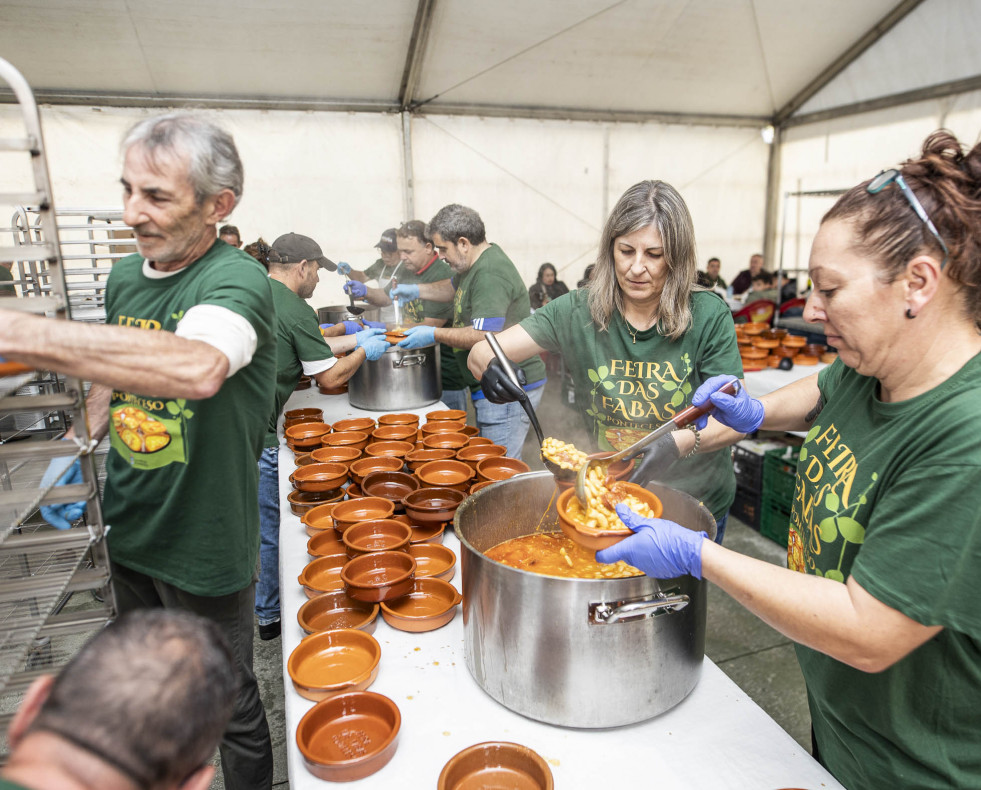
[276,388,843,789]
[743,363,827,400]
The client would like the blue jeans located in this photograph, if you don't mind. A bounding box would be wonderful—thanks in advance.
[440,387,470,415]
[255,446,280,626]
[714,512,728,545]
[473,385,545,460]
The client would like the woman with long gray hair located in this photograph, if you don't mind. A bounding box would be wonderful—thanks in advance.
[469,180,741,541]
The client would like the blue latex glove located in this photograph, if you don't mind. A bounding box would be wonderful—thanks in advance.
[357,333,390,361]
[390,283,420,302]
[354,327,384,348]
[336,261,352,276]
[396,325,436,349]
[341,320,363,334]
[691,374,764,432]
[596,504,707,579]
[39,457,87,530]
[344,280,367,299]
[362,320,386,329]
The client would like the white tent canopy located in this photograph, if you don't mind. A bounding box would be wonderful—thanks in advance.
[1,0,979,302]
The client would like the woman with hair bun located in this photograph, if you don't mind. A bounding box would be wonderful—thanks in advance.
[599,131,981,789]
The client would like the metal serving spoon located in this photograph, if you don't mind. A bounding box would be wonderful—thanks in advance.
[574,378,739,503]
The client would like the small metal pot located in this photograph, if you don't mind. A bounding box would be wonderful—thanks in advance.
[455,472,715,728]
[317,304,382,325]
[348,344,441,411]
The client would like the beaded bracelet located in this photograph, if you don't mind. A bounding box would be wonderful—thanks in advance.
[683,424,701,459]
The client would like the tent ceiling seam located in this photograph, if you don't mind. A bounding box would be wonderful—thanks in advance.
[678,131,762,192]
[399,0,439,109]
[748,0,777,112]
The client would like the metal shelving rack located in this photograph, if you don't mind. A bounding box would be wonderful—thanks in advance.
[0,58,114,756]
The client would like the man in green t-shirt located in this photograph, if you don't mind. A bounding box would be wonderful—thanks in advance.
[0,113,274,790]
[335,227,404,323]
[344,220,470,412]
[392,204,546,459]
[254,233,386,640]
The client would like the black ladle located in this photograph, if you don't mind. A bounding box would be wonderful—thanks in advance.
[485,333,576,482]
[343,274,365,317]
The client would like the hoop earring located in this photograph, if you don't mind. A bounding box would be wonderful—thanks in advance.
[905,308,916,319]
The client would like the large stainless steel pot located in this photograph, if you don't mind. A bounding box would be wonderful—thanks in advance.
[317,304,382,325]
[455,472,715,728]
[348,343,441,411]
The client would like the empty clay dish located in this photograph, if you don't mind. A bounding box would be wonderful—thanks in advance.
[475,456,531,482]
[285,407,323,422]
[293,452,316,467]
[377,412,419,427]
[420,419,466,436]
[321,430,370,452]
[342,519,413,558]
[364,440,415,459]
[362,471,420,508]
[456,443,506,471]
[741,321,767,335]
[341,551,416,602]
[409,522,446,544]
[402,487,467,524]
[422,432,469,451]
[465,436,493,447]
[297,590,379,636]
[332,497,396,534]
[307,528,347,560]
[310,445,362,466]
[426,409,467,422]
[293,462,349,493]
[285,421,332,449]
[458,425,479,437]
[405,448,455,471]
[295,691,401,782]
[290,489,344,518]
[371,424,417,442]
[294,375,312,390]
[556,483,664,551]
[318,382,348,396]
[350,456,404,486]
[407,543,457,582]
[332,417,376,433]
[469,480,496,495]
[287,629,381,701]
[415,460,474,491]
[379,577,462,632]
[302,503,341,536]
[298,555,348,597]
[437,741,553,790]
[794,353,819,365]
[782,334,807,347]
[346,482,363,498]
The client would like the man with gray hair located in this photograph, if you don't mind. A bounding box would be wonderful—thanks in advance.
[392,204,546,458]
[0,112,275,788]
[1,609,238,790]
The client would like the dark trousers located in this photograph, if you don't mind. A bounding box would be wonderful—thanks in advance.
[111,562,274,790]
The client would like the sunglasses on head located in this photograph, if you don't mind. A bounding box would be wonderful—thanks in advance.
[866,169,948,269]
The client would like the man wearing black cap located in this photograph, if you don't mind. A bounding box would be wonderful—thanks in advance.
[256,233,386,639]
[336,227,404,323]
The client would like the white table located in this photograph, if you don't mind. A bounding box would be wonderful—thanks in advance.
[743,363,827,400]
[276,389,844,789]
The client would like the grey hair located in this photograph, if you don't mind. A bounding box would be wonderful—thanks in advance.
[428,204,487,245]
[587,180,700,340]
[122,113,244,207]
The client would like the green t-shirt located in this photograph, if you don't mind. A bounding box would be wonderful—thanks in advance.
[452,243,546,393]
[522,289,741,519]
[0,265,14,296]
[363,258,399,283]
[102,241,276,596]
[265,278,334,448]
[392,256,466,391]
[787,354,981,789]
[0,776,31,790]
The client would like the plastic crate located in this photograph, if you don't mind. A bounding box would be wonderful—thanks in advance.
[731,484,762,529]
[732,444,764,491]
[760,495,792,547]
[763,445,799,505]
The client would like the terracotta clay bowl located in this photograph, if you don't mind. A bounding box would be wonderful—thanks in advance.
[407,542,457,582]
[302,503,341,536]
[415,460,474,492]
[332,497,396,534]
[465,436,493,447]
[285,421,332,449]
[285,407,323,422]
[346,482,363,498]
[384,330,408,345]
[321,430,370,452]
[469,480,496,495]
[290,489,344,518]
[318,383,348,396]
[425,409,467,422]
[377,412,419,427]
[287,628,381,701]
[741,321,768,336]
[307,528,347,560]
[293,452,316,467]
[556,483,664,551]
[402,486,467,525]
[296,691,401,783]
[437,741,553,790]
[760,328,788,341]
[310,445,362,466]
[341,551,416,602]
[455,443,506,471]
[379,577,462,632]
[458,425,479,437]
[285,413,325,430]
[740,346,768,360]
[298,555,348,598]
[405,448,455,472]
[420,419,466,436]
[297,591,379,636]
[752,336,780,349]
[341,519,413,559]
[782,334,807,347]
[349,456,404,487]
[409,522,446,544]
[294,375,312,390]
[362,471,420,509]
[475,456,531,482]
[421,432,469,451]
[804,343,827,357]
[293,462,349,493]
[794,353,819,365]
[364,440,415,460]
[332,417,376,434]
[371,425,418,442]
[772,345,798,358]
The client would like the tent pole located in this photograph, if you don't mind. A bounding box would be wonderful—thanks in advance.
[401,111,415,220]
[762,125,783,271]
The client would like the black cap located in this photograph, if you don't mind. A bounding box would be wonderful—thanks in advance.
[269,233,337,271]
[374,228,398,253]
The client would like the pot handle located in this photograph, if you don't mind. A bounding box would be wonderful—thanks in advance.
[393,353,427,368]
[588,593,689,625]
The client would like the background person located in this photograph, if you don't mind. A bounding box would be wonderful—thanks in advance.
[730,252,764,296]
[1,610,237,790]
[696,256,726,290]
[337,227,403,323]
[598,131,981,790]
[468,180,742,541]
[219,224,242,248]
[747,270,779,303]
[391,204,546,458]
[528,262,569,310]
